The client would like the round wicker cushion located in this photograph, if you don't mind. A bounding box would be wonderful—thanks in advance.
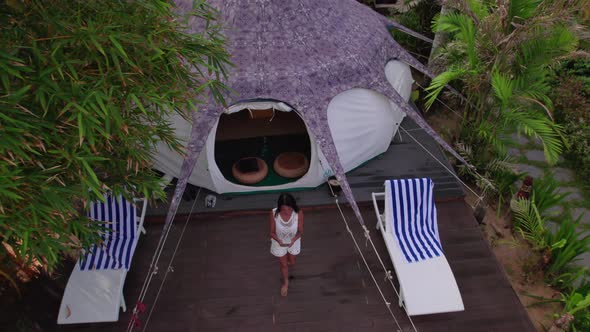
[273,152,309,179]
[232,157,268,185]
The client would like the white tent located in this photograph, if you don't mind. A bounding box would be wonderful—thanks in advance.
[153,60,413,194]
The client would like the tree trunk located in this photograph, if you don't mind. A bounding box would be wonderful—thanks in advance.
[428,1,449,74]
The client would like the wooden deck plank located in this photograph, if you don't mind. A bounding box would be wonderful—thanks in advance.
[50,199,535,332]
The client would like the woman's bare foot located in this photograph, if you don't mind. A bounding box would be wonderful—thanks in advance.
[280,283,288,297]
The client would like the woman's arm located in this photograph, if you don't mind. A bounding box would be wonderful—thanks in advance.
[269,211,285,246]
[289,210,304,247]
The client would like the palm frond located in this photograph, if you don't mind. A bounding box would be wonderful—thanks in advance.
[466,0,489,20]
[486,155,515,174]
[533,173,570,217]
[545,214,590,277]
[431,40,468,67]
[433,12,478,66]
[511,196,547,249]
[491,70,514,107]
[512,76,554,119]
[509,0,542,21]
[502,111,564,164]
[475,120,508,154]
[518,26,578,70]
[424,68,468,109]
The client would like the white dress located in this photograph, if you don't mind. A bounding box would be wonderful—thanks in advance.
[270,208,301,257]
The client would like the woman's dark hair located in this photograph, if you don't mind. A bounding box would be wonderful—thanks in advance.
[275,193,299,216]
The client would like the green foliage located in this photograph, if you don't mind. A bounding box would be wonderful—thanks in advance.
[510,174,590,289]
[0,0,229,269]
[509,0,543,20]
[558,290,590,331]
[425,0,587,165]
[532,173,570,217]
[544,214,590,279]
[512,196,548,249]
[455,139,522,214]
[513,174,590,329]
[388,1,441,59]
[528,283,590,331]
[424,68,471,109]
[432,12,477,66]
[551,266,589,292]
[550,59,590,189]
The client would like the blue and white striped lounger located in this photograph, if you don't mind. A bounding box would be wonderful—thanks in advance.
[58,194,147,324]
[372,178,464,316]
[79,194,141,271]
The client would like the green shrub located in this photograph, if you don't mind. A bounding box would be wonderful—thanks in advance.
[550,59,590,189]
[545,214,590,281]
[533,173,570,217]
[0,0,229,269]
[425,1,590,166]
[388,1,440,59]
[556,290,590,331]
[455,126,522,209]
[510,177,590,290]
[511,197,548,249]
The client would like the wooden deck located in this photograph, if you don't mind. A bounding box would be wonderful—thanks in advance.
[53,199,535,332]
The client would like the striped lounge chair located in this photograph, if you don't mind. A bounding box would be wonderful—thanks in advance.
[57,194,147,324]
[371,178,464,316]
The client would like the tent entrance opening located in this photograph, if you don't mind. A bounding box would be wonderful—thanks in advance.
[214,109,311,187]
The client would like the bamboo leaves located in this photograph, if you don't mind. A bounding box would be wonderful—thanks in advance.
[0,0,229,270]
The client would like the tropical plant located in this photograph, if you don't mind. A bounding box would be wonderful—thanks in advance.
[387,0,440,59]
[425,0,588,165]
[455,141,521,213]
[510,192,590,290]
[545,214,590,279]
[550,59,590,190]
[0,0,229,271]
[551,290,590,332]
[551,265,590,293]
[511,196,549,249]
[527,285,590,331]
[532,173,570,217]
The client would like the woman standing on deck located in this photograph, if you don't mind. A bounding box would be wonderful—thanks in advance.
[270,193,304,297]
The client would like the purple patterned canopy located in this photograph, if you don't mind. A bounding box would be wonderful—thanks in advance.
[165,0,467,230]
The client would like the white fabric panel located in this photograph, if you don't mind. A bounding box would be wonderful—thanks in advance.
[385,60,414,101]
[389,100,407,139]
[152,113,216,191]
[385,60,413,140]
[152,113,190,177]
[327,88,404,172]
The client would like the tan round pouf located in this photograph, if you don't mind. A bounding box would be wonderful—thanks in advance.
[273,152,309,178]
[232,157,268,185]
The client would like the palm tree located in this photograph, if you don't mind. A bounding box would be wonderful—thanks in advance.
[425,0,587,165]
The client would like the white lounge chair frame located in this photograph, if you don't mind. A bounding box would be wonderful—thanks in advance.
[371,182,464,316]
[57,197,147,324]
